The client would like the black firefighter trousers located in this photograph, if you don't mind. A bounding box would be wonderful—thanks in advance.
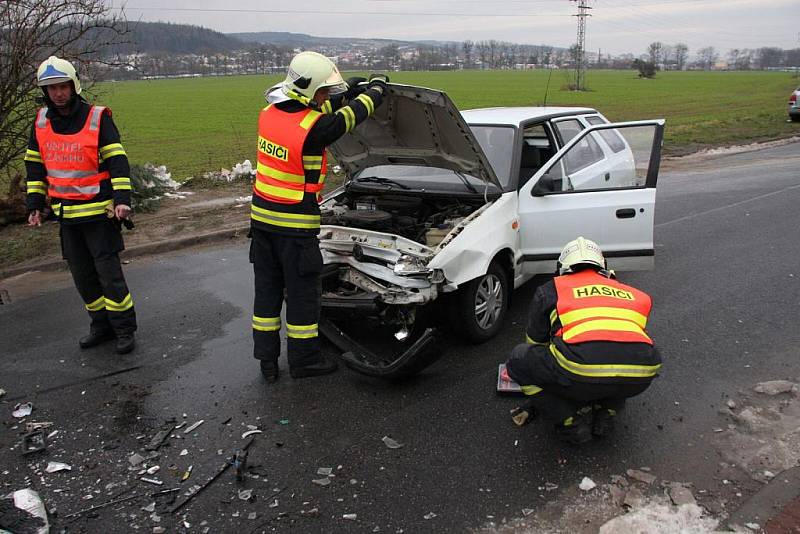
[60,219,137,336]
[250,228,323,370]
[505,343,651,424]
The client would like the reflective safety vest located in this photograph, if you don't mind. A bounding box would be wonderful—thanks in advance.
[553,269,653,345]
[34,106,110,201]
[253,105,326,205]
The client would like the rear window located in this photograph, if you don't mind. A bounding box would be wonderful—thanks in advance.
[586,116,627,153]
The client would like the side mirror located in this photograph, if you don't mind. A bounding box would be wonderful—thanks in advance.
[532,173,556,196]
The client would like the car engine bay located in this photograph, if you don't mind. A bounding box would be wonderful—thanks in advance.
[320,192,485,247]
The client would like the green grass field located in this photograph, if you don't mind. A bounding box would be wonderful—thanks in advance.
[71,69,800,181]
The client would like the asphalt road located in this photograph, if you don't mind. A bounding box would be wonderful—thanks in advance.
[1,141,799,533]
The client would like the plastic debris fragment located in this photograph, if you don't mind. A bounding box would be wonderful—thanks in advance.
[312,478,331,486]
[343,514,357,520]
[141,477,164,485]
[142,502,156,512]
[241,430,262,439]
[522,508,534,517]
[382,436,404,449]
[238,489,253,501]
[12,402,33,418]
[10,489,49,533]
[128,453,146,467]
[179,449,188,456]
[579,477,596,491]
[424,512,437,520]
[45,461,72,473]
[317,467,333,476]
[183,420,205,434]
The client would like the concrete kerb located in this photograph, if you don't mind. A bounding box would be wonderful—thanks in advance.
[725,466,800,531]
[0,223,250,281]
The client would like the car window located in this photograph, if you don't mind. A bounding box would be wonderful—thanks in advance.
[563,132,605,174]
[535,124,658,193]
[519,123,555,188]
[469,125,515,188]
[586,116,627,153]
[553,119,584,144]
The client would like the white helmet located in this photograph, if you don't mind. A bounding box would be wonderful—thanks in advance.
[557,236,605,275]
[36,56,81,94]
[282,51,346,100]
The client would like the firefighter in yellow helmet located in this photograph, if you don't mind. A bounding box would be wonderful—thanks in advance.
[250,51,389,381]
[504,237,661,444]
[25,56,137,354]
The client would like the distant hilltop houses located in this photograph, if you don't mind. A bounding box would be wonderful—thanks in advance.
[93,23,800,80]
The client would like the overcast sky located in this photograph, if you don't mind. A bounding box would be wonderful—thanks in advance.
[113,0,798,57]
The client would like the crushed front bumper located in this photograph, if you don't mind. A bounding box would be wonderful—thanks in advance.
[319,318,443,380]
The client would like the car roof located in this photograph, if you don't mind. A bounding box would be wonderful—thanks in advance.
[461,106,599,127]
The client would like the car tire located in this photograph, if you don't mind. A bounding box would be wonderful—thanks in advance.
[454,262,509,344]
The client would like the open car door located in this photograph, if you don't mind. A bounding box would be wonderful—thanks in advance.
[517,120,665,275]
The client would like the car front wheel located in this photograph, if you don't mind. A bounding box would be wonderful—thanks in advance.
[454,262,509,343]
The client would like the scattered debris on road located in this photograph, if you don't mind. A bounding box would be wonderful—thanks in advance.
[382,436,404,449]
[12,402,33,418]
[183,419,205,434]
[45,461,72,473]
[579,477,597,491]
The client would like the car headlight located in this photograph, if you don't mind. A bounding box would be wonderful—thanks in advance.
[393,254,429,276]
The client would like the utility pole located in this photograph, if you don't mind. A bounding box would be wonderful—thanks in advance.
[571,0,592,91]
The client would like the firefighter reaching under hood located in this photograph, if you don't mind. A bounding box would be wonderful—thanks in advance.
[504,237,662,444]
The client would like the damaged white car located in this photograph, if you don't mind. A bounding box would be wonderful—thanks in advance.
[318,84,664,378]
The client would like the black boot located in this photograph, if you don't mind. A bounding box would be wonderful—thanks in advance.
[79,329,115,349]
[116,333,136,355]
[260,360,279,383]
[591,406,618,438]
[556,405,594,445]
[289,356,338,379]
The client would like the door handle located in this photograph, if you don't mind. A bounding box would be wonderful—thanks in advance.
[616,208,636,219]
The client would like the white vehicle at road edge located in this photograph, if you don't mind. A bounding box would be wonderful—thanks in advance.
[318,84,665,377]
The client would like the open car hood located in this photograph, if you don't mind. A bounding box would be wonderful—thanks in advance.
[329,84,501,188]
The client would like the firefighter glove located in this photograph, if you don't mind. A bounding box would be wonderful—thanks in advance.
[367,73,390,94]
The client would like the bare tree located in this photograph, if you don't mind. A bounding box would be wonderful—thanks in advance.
[674,43,689,70]
[647,42,662,67]
[461,40,473,69]
[0,0,129,185]
[697,46,718,70]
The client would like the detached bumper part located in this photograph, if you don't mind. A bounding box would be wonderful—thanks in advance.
[319,318,443,379]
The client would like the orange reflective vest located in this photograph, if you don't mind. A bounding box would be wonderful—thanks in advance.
[253,105,326,205]
[34,106,110,201]
[554,270,653,345]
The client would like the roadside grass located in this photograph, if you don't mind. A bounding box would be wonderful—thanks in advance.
[95,70,800,182]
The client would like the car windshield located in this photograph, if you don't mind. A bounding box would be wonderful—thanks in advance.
[469,125,515,187]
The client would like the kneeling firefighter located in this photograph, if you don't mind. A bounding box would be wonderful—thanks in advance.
[250,51,389,382]
[505,237,661,444]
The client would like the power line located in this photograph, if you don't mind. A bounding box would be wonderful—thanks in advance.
[116,6,572,18]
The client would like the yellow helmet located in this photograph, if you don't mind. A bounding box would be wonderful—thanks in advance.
[282,51,346,100]
[36,56,81,95]
[557,236,605,275]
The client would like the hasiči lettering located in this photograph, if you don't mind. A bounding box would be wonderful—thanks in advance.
[572,284,634,300]
[258,136,289,162]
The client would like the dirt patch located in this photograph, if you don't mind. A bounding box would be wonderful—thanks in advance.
[714,378,800,481]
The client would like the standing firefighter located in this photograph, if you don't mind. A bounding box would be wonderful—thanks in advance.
[250,51,388,381]
[505,237,661,444]
[25,56,137,354]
